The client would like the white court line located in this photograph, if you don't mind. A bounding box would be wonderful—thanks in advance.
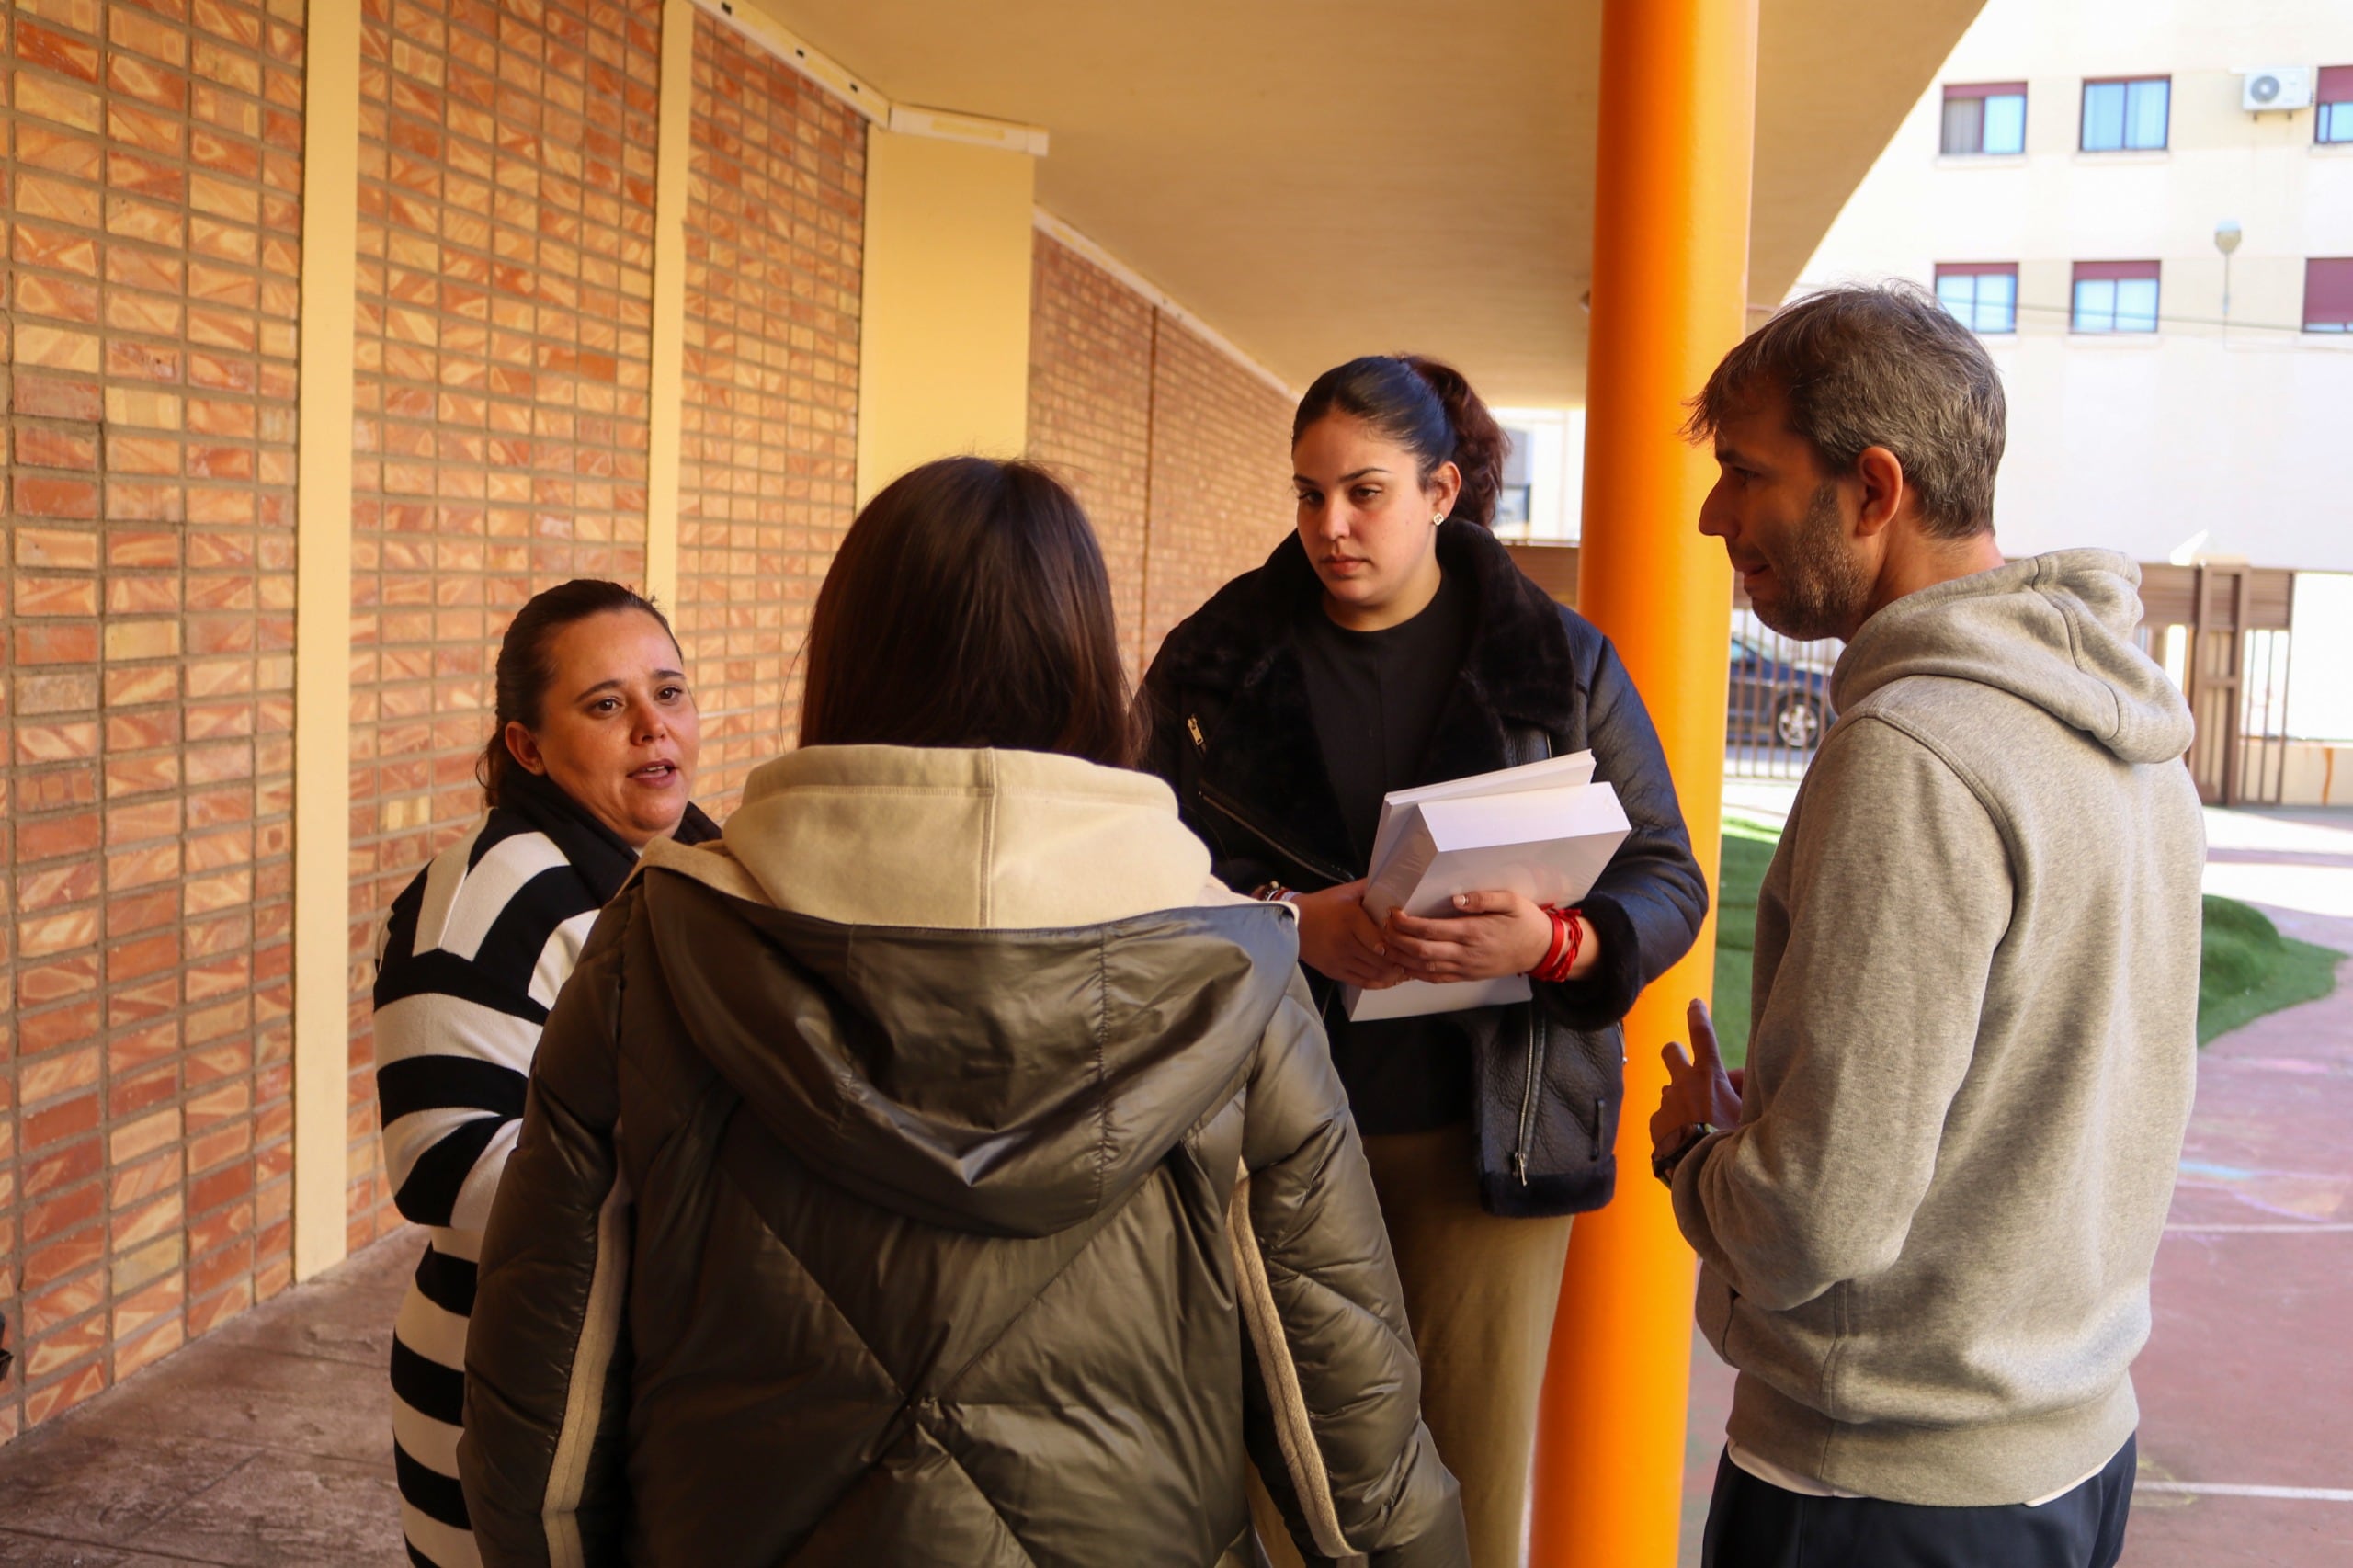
[2138,1483,2353,1502]
[2164,1222,2353,1233]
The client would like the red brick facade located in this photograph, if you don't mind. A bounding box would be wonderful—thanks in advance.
[0,0,305,1436]
[1025,233,1293,670]
[1026,235,1155,670]
[675,13,862,814]
[0,12,1290,1449]
[1141,317,1295,654]
[340,0,666,1247]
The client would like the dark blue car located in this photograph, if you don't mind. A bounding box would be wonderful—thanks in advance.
[1728,630,1836,750]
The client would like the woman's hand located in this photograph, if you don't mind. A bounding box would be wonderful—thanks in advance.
[1383,891,1599,984]
[1291,880,1410,989]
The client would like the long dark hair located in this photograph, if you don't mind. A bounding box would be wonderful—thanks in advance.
[1292,354,1510,528]
[800,457,1141,767]
[478,579,679,807]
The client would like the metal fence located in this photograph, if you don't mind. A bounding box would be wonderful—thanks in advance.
[1506,542,2309,805]
[2139,563,2299,808]
[1724,609,1841,782]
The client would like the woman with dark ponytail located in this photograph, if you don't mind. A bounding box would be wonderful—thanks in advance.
[370,579,718,1568]
[1142,356,1708,1568]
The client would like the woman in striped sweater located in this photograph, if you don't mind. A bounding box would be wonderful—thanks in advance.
[373,579,716,1568]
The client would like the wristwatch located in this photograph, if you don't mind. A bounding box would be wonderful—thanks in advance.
[1652,1124,1712,1187]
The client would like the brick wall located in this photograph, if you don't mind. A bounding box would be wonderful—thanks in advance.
[1140,317,1293,654]
[1026,233,1154,671]
[674,13,861,814]
[0,0,304,1436]
[0,5,1277,1449]
[342,0,664,1243]
[1025,233,1293,671]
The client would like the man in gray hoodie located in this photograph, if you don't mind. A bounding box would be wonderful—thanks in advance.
[1653,283,2204,1568]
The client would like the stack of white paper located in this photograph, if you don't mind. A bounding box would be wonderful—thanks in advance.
[1342,751,1631,1022]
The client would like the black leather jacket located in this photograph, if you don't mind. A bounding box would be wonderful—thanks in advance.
[1140,522,1708,1217]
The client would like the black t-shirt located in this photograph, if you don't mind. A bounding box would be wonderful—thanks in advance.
[1293,568,1481,1135]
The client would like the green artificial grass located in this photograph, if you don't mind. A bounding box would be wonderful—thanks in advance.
[1707,818,1781,1071]
[1703,818,2344,1064]
[2196,893,2346,1045]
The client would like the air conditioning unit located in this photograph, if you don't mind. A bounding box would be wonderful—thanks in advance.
[2242,67,2313,112]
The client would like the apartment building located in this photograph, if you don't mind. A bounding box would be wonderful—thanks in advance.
[1795,0,2353,584]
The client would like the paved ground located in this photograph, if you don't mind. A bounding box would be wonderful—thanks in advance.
[0,1234,413,1565]
[0,800,2343,1567]
[1680,801,2353,1567]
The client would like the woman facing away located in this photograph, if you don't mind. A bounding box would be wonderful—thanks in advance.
[1141,356,1709,1568]
[372,580,719,1568]
[455,458,1470,1568]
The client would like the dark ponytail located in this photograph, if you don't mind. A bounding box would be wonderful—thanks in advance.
[478,579,679,808]
[1291,353,1510,528]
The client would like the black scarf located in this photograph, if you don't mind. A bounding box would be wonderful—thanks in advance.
[497,763,722,905]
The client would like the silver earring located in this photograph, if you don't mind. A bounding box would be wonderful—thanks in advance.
[1432,513,1445,526]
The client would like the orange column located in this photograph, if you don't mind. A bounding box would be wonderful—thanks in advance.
[1529,0,1756,1563]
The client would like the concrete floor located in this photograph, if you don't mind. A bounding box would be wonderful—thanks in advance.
[2129,805,2353,1566]
[1679,802,2353,1566]
[1,802,2345,1567]
[0,1234,412,1566]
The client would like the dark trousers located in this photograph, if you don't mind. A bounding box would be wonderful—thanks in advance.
[1700,1435,2136,1568]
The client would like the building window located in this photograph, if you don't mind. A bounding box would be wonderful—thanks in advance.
[2073,261,2161,333]
[1941,83,2028,154]
[1935,264,2019,333]
[2307,258,2353,332]
[2320,66,2353,143]
[1495,428,1533,527]
[2081,76,2169,151]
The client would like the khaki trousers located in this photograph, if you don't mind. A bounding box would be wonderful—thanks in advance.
[1249,1122,1574,1568]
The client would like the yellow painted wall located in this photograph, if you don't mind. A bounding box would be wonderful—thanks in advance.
[291,0,363,1280]
[855,131,1038,506]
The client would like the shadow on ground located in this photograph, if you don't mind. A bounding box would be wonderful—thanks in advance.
[0,1233,416,1566]
[1682,805,2353,1567]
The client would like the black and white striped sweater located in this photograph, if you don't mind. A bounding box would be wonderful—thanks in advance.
[372,775,717,1568]
[375,809,607,1568]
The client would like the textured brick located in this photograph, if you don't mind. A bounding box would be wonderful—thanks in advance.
[341,0,669,1244]
[0,0,301,1445]
[114,1312,187,1378]
[671,14,863,814]
[24,1312,108,1381]
[1026,234,1294,666]
[18,71,107,134]
[26,1362,111,1427]
[1142,321,1294,653]
[17,19,106,85]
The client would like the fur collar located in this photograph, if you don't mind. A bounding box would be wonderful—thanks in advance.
[1154,521,1580,733]
[1154,522,1586,880]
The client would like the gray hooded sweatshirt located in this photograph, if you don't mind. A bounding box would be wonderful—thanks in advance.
[1672,549,2205,1506]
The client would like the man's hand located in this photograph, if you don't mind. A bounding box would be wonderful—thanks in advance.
[1650,999,1744,1162]
[1386,890,1597,983]
[1291,880,1409,989]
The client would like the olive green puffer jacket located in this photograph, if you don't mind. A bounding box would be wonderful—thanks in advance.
[456,747,1467,1568]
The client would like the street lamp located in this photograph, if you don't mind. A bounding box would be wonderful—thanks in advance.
[2214,220,2243,326]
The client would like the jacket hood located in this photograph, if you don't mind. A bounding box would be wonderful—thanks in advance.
[633,747,1295,1238]
[1832,550,2192,766]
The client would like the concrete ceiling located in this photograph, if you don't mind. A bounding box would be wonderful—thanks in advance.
[754,0,1984,405]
